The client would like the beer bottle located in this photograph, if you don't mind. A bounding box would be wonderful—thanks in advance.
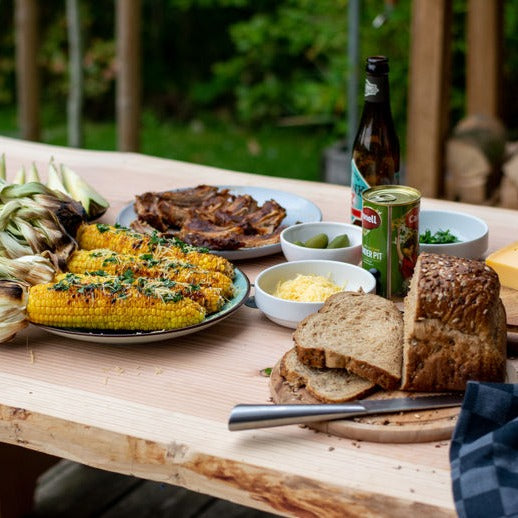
[350,56,400,226]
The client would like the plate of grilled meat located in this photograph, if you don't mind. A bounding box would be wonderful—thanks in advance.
[116,185,322,260]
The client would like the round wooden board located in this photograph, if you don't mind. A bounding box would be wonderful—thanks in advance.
[501,286,518,349]
[501,286,518,327]
[269,362,518,444]
[269,362,459,444]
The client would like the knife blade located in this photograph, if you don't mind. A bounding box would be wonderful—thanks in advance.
[228,394,464,431]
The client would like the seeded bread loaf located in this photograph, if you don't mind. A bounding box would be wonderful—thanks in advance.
[293,292,403,390]
[280,348,377,403]
[401,253,507,391]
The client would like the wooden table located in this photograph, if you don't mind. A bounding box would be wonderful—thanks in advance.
[0,136,516,518]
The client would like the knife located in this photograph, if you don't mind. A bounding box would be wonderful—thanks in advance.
[228,394,464,431]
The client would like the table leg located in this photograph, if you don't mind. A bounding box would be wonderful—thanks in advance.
[0,443,58,518]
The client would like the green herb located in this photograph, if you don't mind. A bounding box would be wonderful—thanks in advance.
[120,269,135,283]
[96,223,110,233]
[419,229,460,244]
[52,278,71,291]
[260,367,272,377]
[90,269,108,276]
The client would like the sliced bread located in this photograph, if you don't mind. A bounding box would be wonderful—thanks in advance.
[293,291,403,390]
[401,253,507,391]
[279,348,377,403]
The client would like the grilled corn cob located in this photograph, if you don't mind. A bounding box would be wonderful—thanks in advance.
[66,248,235,298]
[26,274,206,331]
[76,223,234,278]
[54,272,225,315]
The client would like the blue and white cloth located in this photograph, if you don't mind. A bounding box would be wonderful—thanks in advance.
[450,382,518,518]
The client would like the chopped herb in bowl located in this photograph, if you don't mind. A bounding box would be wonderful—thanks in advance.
[419,229,460,244]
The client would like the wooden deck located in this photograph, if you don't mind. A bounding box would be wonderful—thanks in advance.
[26,461,279,518]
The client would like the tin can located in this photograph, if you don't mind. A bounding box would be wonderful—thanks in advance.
[361,185,421,299]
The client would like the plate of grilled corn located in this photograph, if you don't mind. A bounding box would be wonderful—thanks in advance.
[0,223,250,344]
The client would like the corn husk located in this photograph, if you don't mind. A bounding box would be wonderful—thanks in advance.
[0,253,58,285]
[0,185,80,268]
[0,280,28,343]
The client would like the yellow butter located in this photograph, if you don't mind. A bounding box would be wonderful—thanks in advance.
[273,274,343,302]
[485,241,518,290]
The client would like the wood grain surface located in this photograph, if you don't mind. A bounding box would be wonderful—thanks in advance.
[0,136,517,517]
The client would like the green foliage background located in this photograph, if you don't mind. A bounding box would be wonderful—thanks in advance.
[1,0,518,180]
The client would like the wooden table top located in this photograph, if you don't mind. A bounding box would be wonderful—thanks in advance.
[0,136,516,517]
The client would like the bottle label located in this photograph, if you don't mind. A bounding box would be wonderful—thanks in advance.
[350,159,370,224]
[364,75,388,103]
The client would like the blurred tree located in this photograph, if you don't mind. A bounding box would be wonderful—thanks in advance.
[1,0,518,144]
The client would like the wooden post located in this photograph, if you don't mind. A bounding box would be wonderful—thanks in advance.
[66,0,84,148]
[466,0,503,118]
[405,0,452,198]
[116,0,141,152]
[14,0,40,142]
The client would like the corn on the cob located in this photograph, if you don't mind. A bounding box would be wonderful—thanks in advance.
[54,272,225,315]
[26,274,206,331]
[66,248,235,298]
[76,223,234,278]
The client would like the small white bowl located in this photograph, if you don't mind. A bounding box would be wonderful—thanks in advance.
[280,221,362,264]
[419,210,489,259]
[254,259,376,329]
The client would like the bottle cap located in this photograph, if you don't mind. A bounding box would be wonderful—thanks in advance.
[366,56,389,75]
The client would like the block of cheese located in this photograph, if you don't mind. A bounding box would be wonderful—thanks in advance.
[486,241,518,290]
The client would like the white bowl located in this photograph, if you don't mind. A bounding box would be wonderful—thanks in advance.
[419,210,489,259]
[254,260,376,329]
[280,222,362,264]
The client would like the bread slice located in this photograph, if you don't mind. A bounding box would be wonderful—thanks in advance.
[401,253,507,391]
[293,292,403,390]
[279,348,377,403]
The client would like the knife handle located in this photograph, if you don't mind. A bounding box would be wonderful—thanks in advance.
[228,403,367,431]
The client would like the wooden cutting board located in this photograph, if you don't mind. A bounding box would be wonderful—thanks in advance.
[502,286,518,339]
[270,361,518,444]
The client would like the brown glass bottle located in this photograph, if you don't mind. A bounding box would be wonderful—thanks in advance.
[350,56,400,226]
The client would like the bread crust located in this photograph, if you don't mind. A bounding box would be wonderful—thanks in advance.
[402,253,507,391]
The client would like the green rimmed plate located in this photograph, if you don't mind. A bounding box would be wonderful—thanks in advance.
[35,267,250,344]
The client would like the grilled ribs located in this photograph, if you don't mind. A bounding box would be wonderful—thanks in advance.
[132,185,287,250]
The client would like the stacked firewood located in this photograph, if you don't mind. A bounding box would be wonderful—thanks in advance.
[445,114,518,209]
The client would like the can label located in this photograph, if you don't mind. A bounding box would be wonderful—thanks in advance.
[361,186,421,299]
[350,158,369,225]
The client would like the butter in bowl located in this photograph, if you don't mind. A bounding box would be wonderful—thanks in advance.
[254,260,376,328]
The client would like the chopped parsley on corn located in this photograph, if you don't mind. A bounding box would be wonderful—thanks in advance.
[76,223,234,278]
[54,272,225,315]
[66,248,234,298]
[27,273,206,331]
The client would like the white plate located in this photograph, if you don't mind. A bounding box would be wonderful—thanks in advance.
[35,268,250,344]
[116,185,322,260]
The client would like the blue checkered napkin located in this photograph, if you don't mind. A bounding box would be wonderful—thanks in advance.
[450,382,518,518]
